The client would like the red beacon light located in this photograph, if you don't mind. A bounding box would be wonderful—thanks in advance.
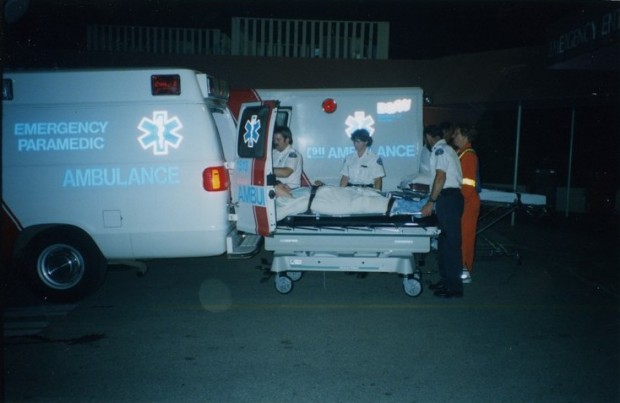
[322,98,337,113]
[151,74,181,96]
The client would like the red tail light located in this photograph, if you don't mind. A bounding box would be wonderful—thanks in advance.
[203,166,229,191]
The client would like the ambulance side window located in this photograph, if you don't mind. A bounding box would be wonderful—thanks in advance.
[275,107,291,128]
[237,105,271,158]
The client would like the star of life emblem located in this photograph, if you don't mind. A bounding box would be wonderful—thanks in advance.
[243,115,261,148]
[345,111,375,137]
[137,111,183,156]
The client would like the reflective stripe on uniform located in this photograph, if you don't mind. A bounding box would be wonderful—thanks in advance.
[462,178,476,187]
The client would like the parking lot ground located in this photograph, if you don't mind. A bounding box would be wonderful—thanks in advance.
[3,212,619,402]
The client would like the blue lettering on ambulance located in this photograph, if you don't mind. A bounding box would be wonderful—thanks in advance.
[62,166,180,187]
[14,121,109,136]
[18,137,105,152]
[238,185,266,207]
[327,146,355,159]
[306,146,327,160]
[376,144,415,158]
[236,159,251,173]
[306,144,415,160]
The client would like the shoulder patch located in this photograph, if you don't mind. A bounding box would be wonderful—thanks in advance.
[377,157,383,166]
[289,152,297,158]
[434,148,444,156]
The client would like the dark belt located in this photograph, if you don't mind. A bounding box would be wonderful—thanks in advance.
[347,183,373,188]
[305,185,321,214]
[440,188,461,195]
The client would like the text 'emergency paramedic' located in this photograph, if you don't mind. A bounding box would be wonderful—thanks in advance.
[63,166,180,187]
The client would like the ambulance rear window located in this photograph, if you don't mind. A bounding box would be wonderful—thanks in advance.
[3,79,13,100]
[151,75,181,96]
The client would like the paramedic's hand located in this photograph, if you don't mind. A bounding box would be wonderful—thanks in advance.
[274,183,293,198]
[421,202,434,217]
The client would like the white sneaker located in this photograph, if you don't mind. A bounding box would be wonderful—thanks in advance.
[461,269,472,283]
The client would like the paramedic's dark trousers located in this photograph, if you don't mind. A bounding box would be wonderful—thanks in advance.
[435,188,464,293]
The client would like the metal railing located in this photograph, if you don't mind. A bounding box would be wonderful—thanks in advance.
[87,25,231,55]
[231,17,389,59]
[86,18,389,60]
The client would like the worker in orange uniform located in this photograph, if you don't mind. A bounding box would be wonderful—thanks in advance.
[453,124,480,283]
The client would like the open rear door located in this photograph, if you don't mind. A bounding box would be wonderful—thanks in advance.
[233,101,279,236]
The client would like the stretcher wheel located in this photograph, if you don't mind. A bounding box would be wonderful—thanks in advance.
[275,275,293,294]
[287,271,303,281]
[403,277,422,297]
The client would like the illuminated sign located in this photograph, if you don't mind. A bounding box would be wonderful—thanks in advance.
[345,111,375,137]
[377,98,412,115]
[306,144,416,160]
[13,121,108,152]
[243,115,261,148]
[137,111,183,156]
[15,121,108,135]
[63,166,180,187]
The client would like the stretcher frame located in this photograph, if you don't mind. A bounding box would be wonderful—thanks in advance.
[264,213,439,296]
[476,190,547,263]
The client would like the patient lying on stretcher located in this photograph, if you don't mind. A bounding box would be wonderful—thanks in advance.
[274,183,428,220]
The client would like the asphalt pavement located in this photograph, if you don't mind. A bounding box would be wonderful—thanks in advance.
[2,211,619,403]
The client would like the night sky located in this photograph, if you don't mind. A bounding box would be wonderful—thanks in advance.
[4,0,604,59]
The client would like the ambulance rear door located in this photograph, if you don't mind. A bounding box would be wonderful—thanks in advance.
[233,101,279,236]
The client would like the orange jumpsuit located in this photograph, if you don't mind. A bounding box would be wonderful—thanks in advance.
[458,144,480,272]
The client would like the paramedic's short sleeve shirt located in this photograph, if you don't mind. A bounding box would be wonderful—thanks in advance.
[273,145,303,188]
[340,150,385,185]
[430,140,462,189]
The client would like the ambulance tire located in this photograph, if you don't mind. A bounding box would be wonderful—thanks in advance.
[23,228,107,303]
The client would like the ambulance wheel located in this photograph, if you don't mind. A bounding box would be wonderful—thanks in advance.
[287,271,303,281]
[403,277,422,297]
[274,275,293,294]
[23,228,107,302]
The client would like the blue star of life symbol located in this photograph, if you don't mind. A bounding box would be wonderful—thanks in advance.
[345,111,375,137]
[137,111,183,156]
[243,115,261,148]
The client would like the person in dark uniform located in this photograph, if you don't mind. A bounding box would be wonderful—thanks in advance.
[420,125,465,298]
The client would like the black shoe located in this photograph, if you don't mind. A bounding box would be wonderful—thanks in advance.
[433,288,463,298]
[428,281,446,291]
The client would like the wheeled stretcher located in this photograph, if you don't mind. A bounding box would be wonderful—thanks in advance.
[264,209,439,296]
[476,189,547,262]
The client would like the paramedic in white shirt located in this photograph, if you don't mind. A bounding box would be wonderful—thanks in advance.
[272,126,303,188]
[339,129,385,191]
[421,124,464,299]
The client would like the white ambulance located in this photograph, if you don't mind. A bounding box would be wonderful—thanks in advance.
[2,68,253,301]
[229,88,432,296]
[228,87,425,191]
[2,69,429,301]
